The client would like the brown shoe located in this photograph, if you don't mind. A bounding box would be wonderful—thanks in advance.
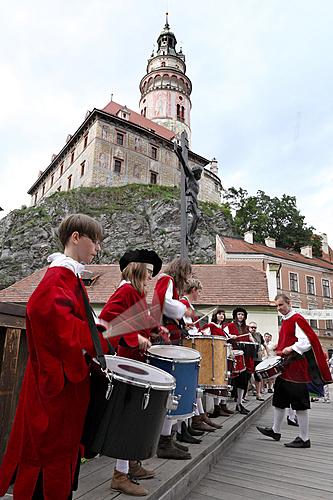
[156,435,191,459]
[129,460,155,480]
[201,412,223,429]
[192,415,216,432]
[220,403,234,415]
[111,469,148,496]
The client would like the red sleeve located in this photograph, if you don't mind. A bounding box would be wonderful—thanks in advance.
[295,315,332,384]
[99,285,140,348]
[27,284,105,398]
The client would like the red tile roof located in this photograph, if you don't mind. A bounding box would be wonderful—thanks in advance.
[0,264,271,307]
[222,237,333,271]
[101,101,175,142]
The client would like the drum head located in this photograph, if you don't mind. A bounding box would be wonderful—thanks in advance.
[148,345,201,362]
[256,356,281,371]
[104,355,175,389]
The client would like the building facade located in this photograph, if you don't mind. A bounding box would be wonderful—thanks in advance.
[217,232,333,350]
[28,17,222,206]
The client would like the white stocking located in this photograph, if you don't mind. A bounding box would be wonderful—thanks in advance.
[116,459,129,474]
[288,407,297,422]
[197,397,204,414]
[272,407,285,434]
[237,388,244,405]
[296,410,309,441]
[161,417,174,436]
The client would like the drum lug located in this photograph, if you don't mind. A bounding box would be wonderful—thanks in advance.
[166,393,179,411]
[103,369,114,401]
[142,386,151,410]
[196,387,204,399]
[193,402,198,411]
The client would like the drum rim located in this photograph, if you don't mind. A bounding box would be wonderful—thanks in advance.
[185,335,227,342]
[166,411,196,419]
[255,356,282,371]
[147,346,201,363]
[236,341,260,345]
[199,384,230,389]
[104,355,176,390]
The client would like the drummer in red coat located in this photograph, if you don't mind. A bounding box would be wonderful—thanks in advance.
[257,293,332,448]
[224,307,256,415]
[99,249,163,496]
[152,258,195,460]
[0,214,112,500]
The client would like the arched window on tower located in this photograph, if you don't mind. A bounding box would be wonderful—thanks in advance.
[181,106,185,121]
[143,107,147,117]
[177,104,181,120]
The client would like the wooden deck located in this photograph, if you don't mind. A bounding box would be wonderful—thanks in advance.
[186,389,333,500]
[1,391,331,499]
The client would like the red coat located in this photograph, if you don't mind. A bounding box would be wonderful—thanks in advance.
[276,313,332,384]
[202,322,228,338]
[152,275,183,343]
[0,267,110,500]
[227,322,255,373]
[99,282,152,361]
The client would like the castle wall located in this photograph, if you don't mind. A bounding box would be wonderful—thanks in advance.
[30,116,222,205]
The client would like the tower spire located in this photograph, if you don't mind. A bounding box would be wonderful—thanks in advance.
[139,15,192,144]
[165,11,170,30]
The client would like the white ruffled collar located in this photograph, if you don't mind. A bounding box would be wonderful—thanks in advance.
[47,252,85,276]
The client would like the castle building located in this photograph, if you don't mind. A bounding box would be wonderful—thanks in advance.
[28,16,222,206]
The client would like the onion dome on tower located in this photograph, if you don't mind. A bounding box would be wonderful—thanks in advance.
[139,13,192,144]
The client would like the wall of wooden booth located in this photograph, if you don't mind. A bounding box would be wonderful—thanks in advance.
[0,303,27,461]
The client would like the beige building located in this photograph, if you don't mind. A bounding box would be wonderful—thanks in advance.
[217,232,333,351]
[28,17,222,206]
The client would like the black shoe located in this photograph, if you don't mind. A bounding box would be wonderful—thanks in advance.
[256,397,265,401]
[268,389,273,393]
[187,424,204,436]
[176,422,202,444]
[173,438,189,452]
[256,426,281,441]
[236,404,250,415]
[284,437,311,448]
[287,416,299,427]
[157,436,192,459]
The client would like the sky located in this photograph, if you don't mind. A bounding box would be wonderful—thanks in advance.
[1,0,332,245]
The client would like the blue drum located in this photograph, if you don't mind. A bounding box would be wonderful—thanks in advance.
[147,345,201,419]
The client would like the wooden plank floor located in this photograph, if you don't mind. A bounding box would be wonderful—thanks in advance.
[186,390,333,500]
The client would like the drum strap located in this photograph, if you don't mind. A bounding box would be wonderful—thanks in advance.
[77,276,115,369]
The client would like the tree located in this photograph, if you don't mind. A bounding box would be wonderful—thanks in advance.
[223,188,323,257]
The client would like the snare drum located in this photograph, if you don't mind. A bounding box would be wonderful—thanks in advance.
[147,345,201,419]
[84,356,176,460]
[227,350,246,378]
[183,336,228,388]
[255,356,283,379]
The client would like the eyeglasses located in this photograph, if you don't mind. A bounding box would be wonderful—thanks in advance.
[81,234,101,246]
[249,326,257,329]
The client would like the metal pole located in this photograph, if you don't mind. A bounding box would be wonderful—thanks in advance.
[179,131,188,260]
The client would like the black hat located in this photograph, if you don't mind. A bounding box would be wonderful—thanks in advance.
[232,307,248,320]
[119,249,162,277]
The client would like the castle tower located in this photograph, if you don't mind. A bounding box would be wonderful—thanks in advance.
[139,13,192,144]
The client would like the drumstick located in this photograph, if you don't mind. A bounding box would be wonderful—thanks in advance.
[100,302,162,339]
[192,307,218,325]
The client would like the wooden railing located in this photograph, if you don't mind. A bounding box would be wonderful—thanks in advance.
[0,302,27,461]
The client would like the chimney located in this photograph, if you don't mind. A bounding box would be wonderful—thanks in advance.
[51,153,57,162]
[244,231,254,244]
[300,245,312,258]
[265,237,276,248]
[320,233,329,255]
[209,157,219,175]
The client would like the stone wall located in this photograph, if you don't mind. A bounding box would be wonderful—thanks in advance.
[0,185,233,290]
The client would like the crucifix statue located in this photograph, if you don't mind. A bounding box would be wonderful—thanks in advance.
[174,131,203,258]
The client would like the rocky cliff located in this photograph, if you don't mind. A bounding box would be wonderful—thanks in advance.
[0,184,233,289]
